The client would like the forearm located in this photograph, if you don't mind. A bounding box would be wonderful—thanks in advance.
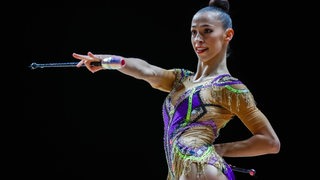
[118,57,159,81]
[94,55,153,79]
[96,54,172,92]
[215,134,280,157]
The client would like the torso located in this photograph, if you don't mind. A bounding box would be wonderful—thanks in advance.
[162,68,251,180]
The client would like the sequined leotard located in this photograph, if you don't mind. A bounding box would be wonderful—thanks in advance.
[162,69,259,180]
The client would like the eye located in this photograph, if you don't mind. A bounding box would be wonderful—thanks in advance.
[191,30,197,36]
[204,28,213,34]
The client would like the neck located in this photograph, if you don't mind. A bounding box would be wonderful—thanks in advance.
[193,57,229,82]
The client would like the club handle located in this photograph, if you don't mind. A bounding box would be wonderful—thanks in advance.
[29,61,101,69]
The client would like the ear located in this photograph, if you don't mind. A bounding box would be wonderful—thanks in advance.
[225,28,234,41]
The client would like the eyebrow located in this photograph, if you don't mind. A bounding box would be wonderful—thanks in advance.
[191,24,215,28]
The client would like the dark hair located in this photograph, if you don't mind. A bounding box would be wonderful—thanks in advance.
[196,0,232,29]
[209,0,230,13]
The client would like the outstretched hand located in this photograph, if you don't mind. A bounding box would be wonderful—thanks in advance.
[72,52,103,73]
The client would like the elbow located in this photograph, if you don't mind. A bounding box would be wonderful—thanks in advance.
[150,83,171,92]
[269,137,281,154]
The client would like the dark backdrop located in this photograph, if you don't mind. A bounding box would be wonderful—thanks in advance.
[22,0,297,179]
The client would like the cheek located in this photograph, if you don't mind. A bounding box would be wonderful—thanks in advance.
[208,35,225,46]
[191,37,196,44]
[191,39,197,48]
[206,38,219,47]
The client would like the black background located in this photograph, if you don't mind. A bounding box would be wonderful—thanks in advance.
[21,0,302,179]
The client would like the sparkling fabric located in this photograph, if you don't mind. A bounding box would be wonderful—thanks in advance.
[162,69,257,180]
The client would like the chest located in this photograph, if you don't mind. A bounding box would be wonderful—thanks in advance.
[170,78,213,107]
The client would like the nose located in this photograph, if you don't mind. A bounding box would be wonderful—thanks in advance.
[194,33,203,42]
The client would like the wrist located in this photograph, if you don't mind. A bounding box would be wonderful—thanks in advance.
[101,56,125,70]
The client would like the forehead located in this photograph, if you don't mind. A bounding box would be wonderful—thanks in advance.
[191,11,221,27]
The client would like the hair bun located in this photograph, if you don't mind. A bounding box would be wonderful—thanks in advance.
[209,0,230,13]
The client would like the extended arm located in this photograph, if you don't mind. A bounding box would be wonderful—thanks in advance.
[72,52,176,92]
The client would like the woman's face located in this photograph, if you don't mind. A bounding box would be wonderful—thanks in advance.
[191,12,233,62]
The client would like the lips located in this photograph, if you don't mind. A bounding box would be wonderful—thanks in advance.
[195,47,207,54]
